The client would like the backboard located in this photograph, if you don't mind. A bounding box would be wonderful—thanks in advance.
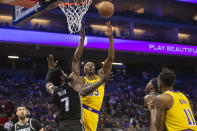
[0,0,65,25]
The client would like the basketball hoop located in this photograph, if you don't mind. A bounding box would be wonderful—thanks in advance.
[59,0,92,34]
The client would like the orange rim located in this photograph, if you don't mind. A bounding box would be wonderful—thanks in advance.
[59,0,90,6]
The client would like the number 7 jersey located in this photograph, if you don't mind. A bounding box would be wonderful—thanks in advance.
[53,83,82,121]
[164,90,197,131]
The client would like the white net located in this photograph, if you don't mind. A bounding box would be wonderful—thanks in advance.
[59,0,92,34]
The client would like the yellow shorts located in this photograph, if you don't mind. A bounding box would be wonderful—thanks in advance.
[82,108,99,131]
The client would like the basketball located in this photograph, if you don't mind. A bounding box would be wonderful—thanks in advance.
[96,1,114,18]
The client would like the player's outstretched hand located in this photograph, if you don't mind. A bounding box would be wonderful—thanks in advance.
[80,27,86,41]
[101,72,114,83]
[47,54,58,69]
[105,21,113,37]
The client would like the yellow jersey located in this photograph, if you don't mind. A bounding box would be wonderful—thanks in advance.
[81,75,105,111]
[164,90,197,131]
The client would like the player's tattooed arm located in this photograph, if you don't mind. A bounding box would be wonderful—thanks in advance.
[80,72,113,97]
[45,54,58,95]
[72,27,85,76]
[145,95,157,131]
[154,95,168,131]
[70,72,113,97]
[98,21,114,76]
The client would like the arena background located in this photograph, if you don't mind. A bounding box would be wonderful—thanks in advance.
[0,0,197,130]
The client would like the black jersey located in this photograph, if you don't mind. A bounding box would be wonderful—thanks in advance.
[53,82,82,121]
[12,118,42,131]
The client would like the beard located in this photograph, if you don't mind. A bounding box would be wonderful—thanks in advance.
[19,116,26,121]
[86,68,95,74]
[87,71,95,76]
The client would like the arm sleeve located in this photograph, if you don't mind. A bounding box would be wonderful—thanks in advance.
[31,119,42,131]
[45,69,54,83]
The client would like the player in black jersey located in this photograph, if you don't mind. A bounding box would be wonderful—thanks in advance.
[144,78,159,129]
[45,28,113,131]
[11,106,44,131]
[144,77,168,131]
[145,78,159,95]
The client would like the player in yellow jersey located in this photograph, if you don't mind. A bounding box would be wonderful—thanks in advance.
[73,21,114,131]
[146,68,197,131]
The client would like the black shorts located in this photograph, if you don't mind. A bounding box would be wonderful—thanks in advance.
[58,119,84,131]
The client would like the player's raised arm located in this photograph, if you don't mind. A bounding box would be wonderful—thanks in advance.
[98,21,115,76]
[145,94,157,131]
[153,94,169,131]
[71,72,113,97]
[72,27,85,76]
[45,54,58,95]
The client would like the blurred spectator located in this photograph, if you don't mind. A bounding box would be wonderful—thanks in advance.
[11,113,18,124]
[0,113,7,130]
[45,111,55,122]
[122,119,129,128]
[40,116,46,127]
[4,99,14,116]
[4,117,13,131]
[104,118,113,128]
